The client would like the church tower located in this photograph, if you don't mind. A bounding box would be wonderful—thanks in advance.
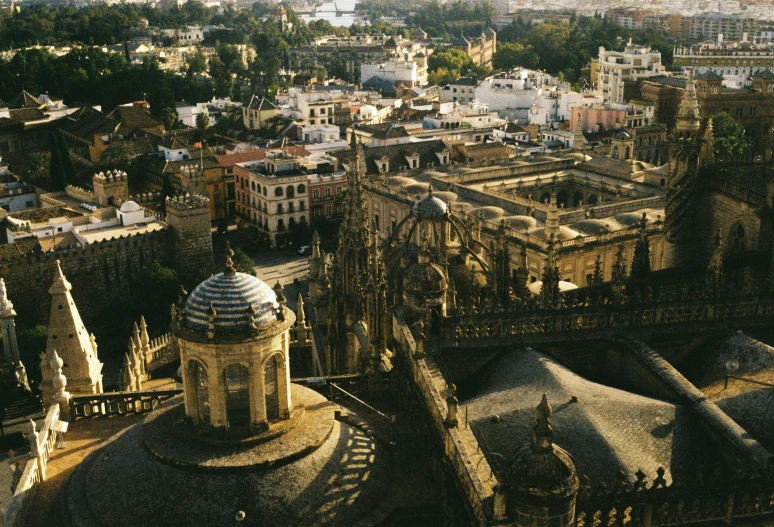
[41,261,103,403]
[328,132,373,374]
[665,68,706,258]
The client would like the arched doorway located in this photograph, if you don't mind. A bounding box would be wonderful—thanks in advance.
[264,356,280,422]
[224,363,250,429]
[557,190,569,208]
[190,360,210,425]
[572,191,584,207]
[729,223,746,253]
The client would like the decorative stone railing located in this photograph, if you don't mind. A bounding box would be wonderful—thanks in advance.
[575,467,774,527]
[446,296,774,343]
[69,389,182,421]
[144,334,177,373]
[3,405,63,527]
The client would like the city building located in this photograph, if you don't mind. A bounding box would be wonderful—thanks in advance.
[451,28,497,67]
[288,34,431,83]
[360,59,428,88]
[594,40,663,103]
[674,39,774,77]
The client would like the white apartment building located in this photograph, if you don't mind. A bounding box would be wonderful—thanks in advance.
[596,40,662,103]
[360,59,428,87]
[245,152,311,246]
[441,69,563,111]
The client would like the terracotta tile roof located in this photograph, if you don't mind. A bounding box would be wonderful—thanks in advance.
[38,230,80,252]
[0,237,41,261]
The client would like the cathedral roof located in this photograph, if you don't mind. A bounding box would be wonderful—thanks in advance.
[464,348,719,484]
[185,272,278,333]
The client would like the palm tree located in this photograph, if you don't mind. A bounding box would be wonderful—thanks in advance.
[196,112,211,131]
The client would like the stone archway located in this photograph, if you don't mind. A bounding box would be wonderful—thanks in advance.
[189,360,210,425]
[263,356,280,422]
[224,363,250,429]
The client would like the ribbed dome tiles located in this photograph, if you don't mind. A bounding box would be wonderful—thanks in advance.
[185,272,278,333]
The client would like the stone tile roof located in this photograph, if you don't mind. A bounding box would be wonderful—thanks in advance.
[57,109,119,143]
[333,139,451,176]
[106,106,164,132]
[8,90,44,110]
[9,206,82,224]
[38,230,79,251]
[244,95,277,111]
[8,107,46,122]
[463,348,719,485]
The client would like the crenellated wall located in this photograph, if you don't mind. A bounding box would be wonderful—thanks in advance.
[0,231,172,327]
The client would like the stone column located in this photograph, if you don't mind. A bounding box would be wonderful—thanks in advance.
[0,278,19,366]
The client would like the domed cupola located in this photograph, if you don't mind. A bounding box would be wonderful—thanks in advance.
[412,185,448,220]
[184,252,279,334]
[507,395,579,526]
[402,246,448,317]
[175,244,295,433]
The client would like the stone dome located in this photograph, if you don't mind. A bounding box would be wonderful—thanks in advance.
[185,272,278,333]
[615,131,632,140]
[413,188,448,220]
[510,442,579,498]
[119,200,141,212]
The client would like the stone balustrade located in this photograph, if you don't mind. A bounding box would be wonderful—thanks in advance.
[3,405,62,527]
[446,296,773,343]
[69,389,182,421]
[575,467,774,527]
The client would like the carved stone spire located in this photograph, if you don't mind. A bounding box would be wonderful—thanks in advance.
[630,213,651,281]
[296,293,306,325]
[677,68,701,134]
[532,394,553,452]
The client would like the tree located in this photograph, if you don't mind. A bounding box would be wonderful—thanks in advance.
[162,107,180,130]
[185,48,208,78]
[17,325,47,387]
[57,133,77,185]
[48,133,67,191]
[231,248,256,275]
[710,112,751,162]
[196,112,210,130]
[19,152,50,188]
[492,42,539,70]
[138,262,180,334]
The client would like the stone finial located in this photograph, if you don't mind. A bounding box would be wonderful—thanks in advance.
[246,304,258,330]
[296,293,306,325]
[224,241,236,276]
[139,316,149,348]
[49,260,72,294]
[206,303,217,339]
[50,350,63,371]
[132,322,141,348]
[273,282,286,305]
[532,394,553,452]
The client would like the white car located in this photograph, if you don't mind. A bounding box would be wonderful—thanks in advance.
[298,245,311,255]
